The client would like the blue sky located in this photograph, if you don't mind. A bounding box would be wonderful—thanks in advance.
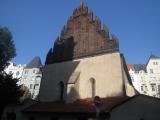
[0,0,160,65]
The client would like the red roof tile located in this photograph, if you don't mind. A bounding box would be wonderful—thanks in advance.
[23,97,129,113]
[127,64,134,71]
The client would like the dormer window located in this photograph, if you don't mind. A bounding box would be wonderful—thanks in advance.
[153,61,158,65]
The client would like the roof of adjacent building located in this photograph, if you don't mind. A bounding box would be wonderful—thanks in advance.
[127,55,160,72]
[25,56,42,69]
[127,54,160,71]
[146,54,160,66]
[127,64,134,71]
[150,54,160,59]
[110,94,160,111]
[127,64,146,72]
[134,64,146,72]
[23,97,129,114]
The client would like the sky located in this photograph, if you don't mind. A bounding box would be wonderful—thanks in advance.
[0,0,160,65]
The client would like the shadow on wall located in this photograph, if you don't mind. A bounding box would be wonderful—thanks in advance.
[66,87,80,103]
[39,59,81,103]
[62,60,80,102]
[45,36,75,64]
[39,35,81,103]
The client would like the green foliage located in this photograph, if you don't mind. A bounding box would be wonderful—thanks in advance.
[0,74,24,104]
[20,86,31,103]
[0,26,23,104]
[0,27,23,117]
[0,27,16,72]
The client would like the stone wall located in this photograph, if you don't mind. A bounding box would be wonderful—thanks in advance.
[39,52,136,103]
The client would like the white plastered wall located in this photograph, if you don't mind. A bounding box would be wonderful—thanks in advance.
[39,52,136,102]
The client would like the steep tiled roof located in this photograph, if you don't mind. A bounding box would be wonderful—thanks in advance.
[23,97,129,113]
[26,56,42,69]
[127,64,134,71]
[127,64,146,72]
[127,55,160,72]
[133,64,146,72]
[150,55,160,59]
[146,54,160,66]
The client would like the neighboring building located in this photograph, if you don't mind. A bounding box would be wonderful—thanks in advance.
[4,62,25,84]
[4,56,43,99]
[128,55,160,98]
[21,56,42,99]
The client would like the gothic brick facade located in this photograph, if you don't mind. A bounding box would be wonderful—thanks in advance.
[45,3,119,64]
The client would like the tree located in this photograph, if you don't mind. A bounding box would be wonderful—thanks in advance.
[20,86,31,103]
[0,27,23,118]
[0,74,24,104]
[0,27,16,72]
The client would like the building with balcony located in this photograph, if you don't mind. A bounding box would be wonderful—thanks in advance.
[128,55,160,98]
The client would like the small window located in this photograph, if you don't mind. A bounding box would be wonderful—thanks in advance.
[58,81,64,101]
[158,85,160,93]
[89,78,96,99]
[145,86,148,91]
[141,86,143,91]
[153,62,158,65]
[30,84,33,89]
[25,70,28,74]
[34,84,39,89]
[16,71,20,76]
[152,86,155,91]
[151,84,156,91]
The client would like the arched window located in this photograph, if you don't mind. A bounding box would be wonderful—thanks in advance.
[58,81,64,101]
[89,78,96,99]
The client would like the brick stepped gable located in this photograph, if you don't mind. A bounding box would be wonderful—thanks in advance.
[45,3,119,64]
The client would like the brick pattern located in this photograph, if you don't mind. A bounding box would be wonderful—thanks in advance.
[45,4,119,64]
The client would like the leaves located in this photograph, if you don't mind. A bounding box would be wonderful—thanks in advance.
[0,27,16,72]
[0,73,24,104]
[0,27,23,118]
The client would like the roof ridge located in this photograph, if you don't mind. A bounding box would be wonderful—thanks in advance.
[26,56,42,69]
